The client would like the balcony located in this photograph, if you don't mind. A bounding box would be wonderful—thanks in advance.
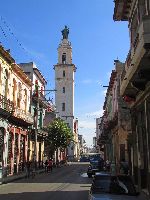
[8,107,33,127]
[120,16,150,97]
[32,92,49,108]
[0,94,14,117]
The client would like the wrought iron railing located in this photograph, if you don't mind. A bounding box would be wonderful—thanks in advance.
[0,94,14,113]
[14,107,34,124]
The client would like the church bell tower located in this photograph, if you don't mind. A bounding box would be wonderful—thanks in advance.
[54,26,76,160]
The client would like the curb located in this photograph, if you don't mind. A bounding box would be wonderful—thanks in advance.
[1,169,45,184]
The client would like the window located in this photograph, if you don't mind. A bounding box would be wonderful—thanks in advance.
[62,103,65,111]
[63,70,65,77]
[62,53,66,64]
[63,87,65,93]
[24,89,27,113]
[4,69,8,97]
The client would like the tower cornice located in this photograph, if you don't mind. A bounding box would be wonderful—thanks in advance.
[53,64,77,72]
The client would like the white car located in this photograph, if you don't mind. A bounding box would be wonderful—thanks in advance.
[89,174,141,200]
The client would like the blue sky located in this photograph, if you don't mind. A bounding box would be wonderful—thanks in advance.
[0,0,129,147]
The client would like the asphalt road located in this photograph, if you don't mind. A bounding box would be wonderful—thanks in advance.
[0,162,91,200]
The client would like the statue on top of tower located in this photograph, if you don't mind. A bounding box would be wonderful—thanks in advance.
[61,25,69,39]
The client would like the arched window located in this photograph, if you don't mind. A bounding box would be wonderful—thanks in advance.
[63,87,65,93]
[62,103,65,111]
[62,53,66,64]
[63,70,65,77]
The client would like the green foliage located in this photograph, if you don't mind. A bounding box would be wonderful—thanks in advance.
[46,118,73,151]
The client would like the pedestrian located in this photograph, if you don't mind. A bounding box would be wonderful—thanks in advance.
[44,159,48,173]
[56,159,60,168]
[110,160,117,175]
[25,160,31,178]
[105,160,110,172]
[30,160,36,178]
[48,159,53,172]
[120,159,129,175]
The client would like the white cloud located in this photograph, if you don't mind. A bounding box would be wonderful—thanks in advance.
[79,120,96,129]
[85,109,104,118]
[81,79,92,84]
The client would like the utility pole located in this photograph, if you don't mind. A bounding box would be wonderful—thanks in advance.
[34,88,56,169]
[34,89,39,169]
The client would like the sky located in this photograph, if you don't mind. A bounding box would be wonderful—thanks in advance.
[0,0,129,147]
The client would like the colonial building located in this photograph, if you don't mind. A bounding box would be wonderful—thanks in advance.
[54,26,77,160]
[19,62,48,166]
[0,45,33,180]
[114,0,150,196]
[98,60,131,170]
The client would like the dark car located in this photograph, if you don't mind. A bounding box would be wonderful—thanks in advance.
[87,158,104,178]
[87,162,100,178]
[89,173,140,200]
[79,156,89,162]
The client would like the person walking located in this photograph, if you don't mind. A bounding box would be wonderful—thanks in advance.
[120,159,129,175]
[44,159,48,173]
[48,159,53,172]
[25,160,31,178]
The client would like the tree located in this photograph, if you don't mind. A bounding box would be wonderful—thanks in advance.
[45,118,73,157]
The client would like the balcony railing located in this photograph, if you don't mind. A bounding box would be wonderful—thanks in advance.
[32,92,49,108]
[0,94,14,114]
[13,107,34,124]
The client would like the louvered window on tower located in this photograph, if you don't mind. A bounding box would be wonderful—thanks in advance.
[63,87,65,93]
[63,70,65,77]
[62,53,66,64]
[62,103,65,111]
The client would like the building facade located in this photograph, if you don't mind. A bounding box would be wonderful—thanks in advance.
[19,62,48,166]
[54,26,77,160]
[114,0,150,196]
[0,45,33,180]
[98,60,131,170]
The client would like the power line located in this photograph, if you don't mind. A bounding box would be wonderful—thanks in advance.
[0,16,33,61]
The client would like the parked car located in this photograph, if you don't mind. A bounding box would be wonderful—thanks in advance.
[87,158,105,178]
[87,163,100,178]
[79,156,89,162]
[89,173,140,200]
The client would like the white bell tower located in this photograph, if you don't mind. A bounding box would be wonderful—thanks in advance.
[54,26,76,160]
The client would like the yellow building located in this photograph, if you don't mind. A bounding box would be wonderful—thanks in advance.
[0,45,33,177]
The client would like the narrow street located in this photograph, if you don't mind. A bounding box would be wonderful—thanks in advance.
[0,163,91,200]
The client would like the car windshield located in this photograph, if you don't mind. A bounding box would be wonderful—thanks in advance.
[92,175,137,196]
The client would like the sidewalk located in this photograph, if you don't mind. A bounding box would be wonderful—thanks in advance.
[1,163,68,184]
[1,168,45,184]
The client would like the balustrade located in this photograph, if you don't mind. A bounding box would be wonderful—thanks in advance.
[0,94,14,113]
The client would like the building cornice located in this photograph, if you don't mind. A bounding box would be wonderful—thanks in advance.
[33,67,47,85]
[0,45,15,65]
[12,63,32,87]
